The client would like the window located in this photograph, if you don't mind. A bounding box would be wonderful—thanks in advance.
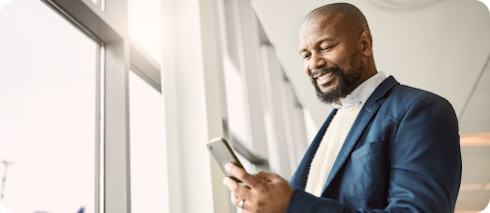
[129,71,167,213]
[128,0,162,65]
[0,0,97,212]
[223,59,250,143]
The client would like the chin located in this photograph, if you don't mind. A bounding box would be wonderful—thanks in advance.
[319,82,337,93]
[319,88,331,94]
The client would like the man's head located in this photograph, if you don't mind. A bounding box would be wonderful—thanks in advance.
[299,3,377,104]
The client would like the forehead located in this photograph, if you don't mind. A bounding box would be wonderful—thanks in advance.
[299,13,346,46]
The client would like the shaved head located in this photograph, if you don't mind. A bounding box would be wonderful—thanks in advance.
[304,3,370,37]
[299,3,377,104]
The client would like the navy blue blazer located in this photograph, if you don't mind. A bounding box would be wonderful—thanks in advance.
[287,76,461,212]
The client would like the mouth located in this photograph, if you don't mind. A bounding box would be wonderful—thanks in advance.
[313,71,335,86]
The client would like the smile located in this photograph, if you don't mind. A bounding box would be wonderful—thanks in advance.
[315,71,335,86]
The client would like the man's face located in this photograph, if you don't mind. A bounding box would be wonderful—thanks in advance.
[299,14,364,104]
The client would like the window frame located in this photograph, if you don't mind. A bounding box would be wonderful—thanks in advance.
[41,0,162,212]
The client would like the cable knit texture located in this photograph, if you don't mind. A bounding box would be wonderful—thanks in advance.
[305,103,363,197]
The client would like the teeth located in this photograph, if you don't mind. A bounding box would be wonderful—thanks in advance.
[317,72,332,81]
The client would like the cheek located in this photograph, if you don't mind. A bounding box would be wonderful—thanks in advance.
[328,54,344,66]
[327,47,350,67]
[304,63,311,76]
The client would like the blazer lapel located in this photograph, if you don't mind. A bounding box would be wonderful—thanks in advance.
[290,109,337,189]
[321,76,399,194]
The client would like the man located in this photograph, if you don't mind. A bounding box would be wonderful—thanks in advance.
[223,3,461,213]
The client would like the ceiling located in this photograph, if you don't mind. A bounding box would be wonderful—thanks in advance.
[251,0,490,211]
[251,0,490,134]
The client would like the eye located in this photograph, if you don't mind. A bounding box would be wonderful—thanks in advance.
[302,54,310,60]
[320,46,332,51]
[321,43,338,51]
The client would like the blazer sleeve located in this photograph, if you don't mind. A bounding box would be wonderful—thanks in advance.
[286,94,462,213]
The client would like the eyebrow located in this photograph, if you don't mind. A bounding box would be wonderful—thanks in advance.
[299,38,334,54]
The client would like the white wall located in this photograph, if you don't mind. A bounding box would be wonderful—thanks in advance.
[252,0,490,127]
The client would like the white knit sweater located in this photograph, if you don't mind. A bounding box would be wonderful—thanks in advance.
[305,103,363,197]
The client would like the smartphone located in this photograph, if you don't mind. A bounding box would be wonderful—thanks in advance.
[207,137,244,183]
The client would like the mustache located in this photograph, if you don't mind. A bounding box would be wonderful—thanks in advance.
[311,66,341,79]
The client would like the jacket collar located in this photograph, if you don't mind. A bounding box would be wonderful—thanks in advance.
[320,76,399,194]
[289,76,399,191]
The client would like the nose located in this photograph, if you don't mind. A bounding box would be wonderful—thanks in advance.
[308,52,326,74]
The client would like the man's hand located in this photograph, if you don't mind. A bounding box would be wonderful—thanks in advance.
[222,163,294,213]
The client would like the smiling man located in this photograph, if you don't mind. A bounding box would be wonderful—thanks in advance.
[223,3,462,212]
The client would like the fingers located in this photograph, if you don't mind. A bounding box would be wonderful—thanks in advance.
[230,192,239,207]
[225,163,263,188]
[230,192,250,211]
[223,177,250,200]
[223,177,240,192]
[224,176,254,211]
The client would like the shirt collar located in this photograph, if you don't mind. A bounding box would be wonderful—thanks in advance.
[331,71,387,109]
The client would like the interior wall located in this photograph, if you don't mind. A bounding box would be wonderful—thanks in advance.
[251,0,490,128]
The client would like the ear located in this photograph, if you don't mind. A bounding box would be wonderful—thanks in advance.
[359,31,373,56]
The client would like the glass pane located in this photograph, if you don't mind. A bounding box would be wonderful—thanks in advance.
[129,71,167,213]
[91,0,97,4]
[223,57,249,143]
[0,0,97,212]
[264,111,281,172]
[128,0,162,65]
[303,109,318,146]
